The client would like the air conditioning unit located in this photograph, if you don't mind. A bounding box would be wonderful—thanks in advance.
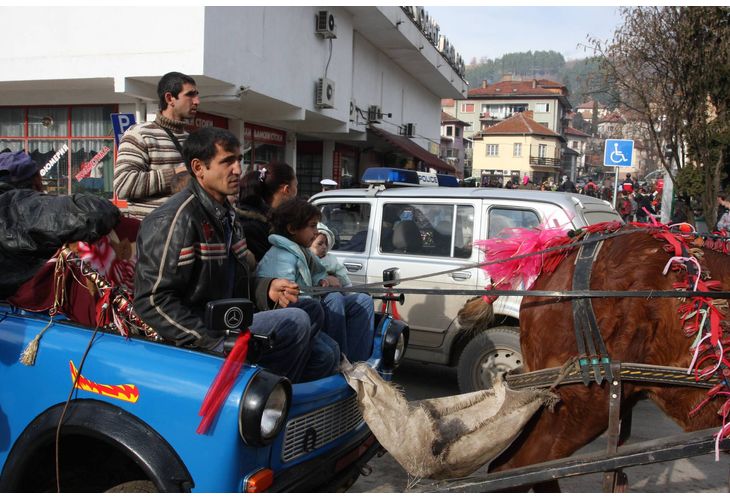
[349,99,357,122]
[315,78,335,109]
[316,10,337,39]
[402,123,416,137]
[414,6,426,27]
[367,105,381,123]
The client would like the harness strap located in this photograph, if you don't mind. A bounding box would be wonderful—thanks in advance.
[572,233,612,385]
[506,361,723,390]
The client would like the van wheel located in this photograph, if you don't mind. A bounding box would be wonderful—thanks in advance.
[105,480,158,493]
[457,327,522,393]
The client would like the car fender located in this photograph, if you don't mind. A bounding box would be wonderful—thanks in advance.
[0,399,193,492]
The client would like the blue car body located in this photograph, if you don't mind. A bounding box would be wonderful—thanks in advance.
[0,305,398,492]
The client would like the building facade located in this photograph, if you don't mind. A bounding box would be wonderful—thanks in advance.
[443,75,572,141]
[439,112,469,179]
[0,6,466,198]
[471,111,565,186]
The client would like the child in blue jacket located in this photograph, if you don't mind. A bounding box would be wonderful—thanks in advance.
[256,198,374,362]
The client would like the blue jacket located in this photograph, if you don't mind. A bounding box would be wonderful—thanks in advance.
[256,234,328,294]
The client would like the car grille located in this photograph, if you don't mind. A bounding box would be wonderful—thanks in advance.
[281,394,363,463]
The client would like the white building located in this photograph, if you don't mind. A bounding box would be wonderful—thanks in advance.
[0,6,466,198]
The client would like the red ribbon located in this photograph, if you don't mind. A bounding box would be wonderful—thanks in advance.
[197,331,251,435]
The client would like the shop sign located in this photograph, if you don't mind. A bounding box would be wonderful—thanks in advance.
[244,123,286,146]
[40,144,69,177]
[75,146,111,181]
[186,111,229,132]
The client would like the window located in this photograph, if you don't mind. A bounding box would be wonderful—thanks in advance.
[538,144,547,158]
[445,125,454,136]
[455,127,461,138]
[572,141,578,149]
[535,103,550,113]
[513,143,522,157]
[461,103,475,113]
[380,203,474,258]
[538,122,550,128]
[0,105,116,196]
[486,144,499,156]
[319,202,371,253]
[488,207,541,238]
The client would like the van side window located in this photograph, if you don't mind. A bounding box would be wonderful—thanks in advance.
[319,202,371,252]
[381,203,474,258]
[488,207,540,238]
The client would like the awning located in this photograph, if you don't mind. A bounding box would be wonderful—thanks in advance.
[368,126,455,174]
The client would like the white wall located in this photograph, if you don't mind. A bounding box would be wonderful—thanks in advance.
[1,7,205,81]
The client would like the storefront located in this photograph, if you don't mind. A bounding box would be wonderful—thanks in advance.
[0,105,117,196]
[243,122,286,170]
[480,169,521,187]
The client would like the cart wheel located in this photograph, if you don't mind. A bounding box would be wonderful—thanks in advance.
[457,326,522,393]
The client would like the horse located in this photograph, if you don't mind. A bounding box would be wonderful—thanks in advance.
[459,222,730,491]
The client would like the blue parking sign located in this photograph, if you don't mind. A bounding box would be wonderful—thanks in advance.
[603,139,634,168]
[111,113,136,147]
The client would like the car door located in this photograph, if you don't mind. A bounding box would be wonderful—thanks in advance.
[365,198,480,349]
[317,199,373,284]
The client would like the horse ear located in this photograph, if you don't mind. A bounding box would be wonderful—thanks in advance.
[456,296,495,333]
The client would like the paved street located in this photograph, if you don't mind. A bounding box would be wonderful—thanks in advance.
[350,360,729,493]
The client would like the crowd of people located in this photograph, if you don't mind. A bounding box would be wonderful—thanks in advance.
[484,172,663,214]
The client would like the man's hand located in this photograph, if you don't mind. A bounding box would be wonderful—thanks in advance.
[268,279,300,308]
[170,171,190,194]
[320,276,341,288]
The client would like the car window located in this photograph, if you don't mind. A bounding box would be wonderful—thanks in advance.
[381,203,474,258]
[583,210,622,225]
[319,202,371,253]
[488,207,540,238]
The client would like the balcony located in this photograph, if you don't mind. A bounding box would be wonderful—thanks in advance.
[529,156,562,167]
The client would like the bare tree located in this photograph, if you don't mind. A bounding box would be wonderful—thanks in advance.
[590,6,730,228]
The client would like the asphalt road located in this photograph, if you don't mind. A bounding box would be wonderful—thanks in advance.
[349,360,729,493]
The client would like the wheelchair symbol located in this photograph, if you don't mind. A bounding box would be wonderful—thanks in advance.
[610,143,628,164]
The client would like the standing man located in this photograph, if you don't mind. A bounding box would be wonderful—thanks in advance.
[134,127,337,382]
[114,72,200,217]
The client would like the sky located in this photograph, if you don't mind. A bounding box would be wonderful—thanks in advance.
[425,6,625,63]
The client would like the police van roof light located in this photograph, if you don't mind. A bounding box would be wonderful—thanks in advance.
[361,167,421,186]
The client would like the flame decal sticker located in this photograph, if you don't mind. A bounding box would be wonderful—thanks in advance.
[69,361,139,403]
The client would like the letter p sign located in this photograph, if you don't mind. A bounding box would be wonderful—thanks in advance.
[111,113,137,148]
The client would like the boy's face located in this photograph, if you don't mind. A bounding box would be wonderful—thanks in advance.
[290,217,320,248]
[310,233,328,258]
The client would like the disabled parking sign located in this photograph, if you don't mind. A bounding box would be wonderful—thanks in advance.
[603,139,634,168]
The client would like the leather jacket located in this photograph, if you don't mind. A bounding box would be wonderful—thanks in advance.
[0,183,120,297]
[134,181,273,350]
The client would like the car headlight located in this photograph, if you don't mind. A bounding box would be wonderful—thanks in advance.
[382,320,409,370]
[239,370,292,447]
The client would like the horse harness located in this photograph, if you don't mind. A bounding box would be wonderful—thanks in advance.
[571,232,612,385]
[513,228,725,392]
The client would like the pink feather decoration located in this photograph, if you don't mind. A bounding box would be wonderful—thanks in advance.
[474,225,573,291]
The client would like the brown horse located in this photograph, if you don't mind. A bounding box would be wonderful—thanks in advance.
[468,227,730,490]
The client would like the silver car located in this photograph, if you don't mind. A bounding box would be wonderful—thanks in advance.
[311,185,621,393]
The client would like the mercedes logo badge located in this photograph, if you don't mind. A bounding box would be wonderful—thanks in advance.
[224,307,243,329]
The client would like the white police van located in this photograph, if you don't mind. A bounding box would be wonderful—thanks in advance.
[310,168,622,393]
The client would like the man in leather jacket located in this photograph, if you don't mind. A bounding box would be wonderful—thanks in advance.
[134,127,337,382]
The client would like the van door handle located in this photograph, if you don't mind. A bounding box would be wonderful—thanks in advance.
[451,271,471,280]
[344,262,363,272]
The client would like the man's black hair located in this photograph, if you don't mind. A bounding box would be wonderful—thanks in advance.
[158,72,197,111]
[183,127,240,176]
[270,197,321,238]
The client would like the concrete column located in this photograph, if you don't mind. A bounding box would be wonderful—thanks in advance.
[285,131,297,169]
[321,140,335,179]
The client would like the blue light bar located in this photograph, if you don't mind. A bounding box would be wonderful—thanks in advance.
[436,174,459,187]
[361,167,421,186]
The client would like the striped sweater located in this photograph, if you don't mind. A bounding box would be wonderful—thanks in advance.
[113,115,189,217]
